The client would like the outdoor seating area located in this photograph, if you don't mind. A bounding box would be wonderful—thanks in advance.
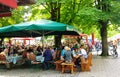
[0,1,93,74]
[0,54,120,77]
[0,42,93,74]
[0,0,120,77]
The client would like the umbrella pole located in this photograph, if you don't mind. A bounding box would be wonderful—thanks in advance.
[42,31,44,51]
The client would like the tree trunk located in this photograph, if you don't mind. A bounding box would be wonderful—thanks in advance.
[54,35,62,48]
[100,21,109,56]
[95,0,110,56]
[76,36,81,44]
[50,2,61,48]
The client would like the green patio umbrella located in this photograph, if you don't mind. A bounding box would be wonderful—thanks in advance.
[0,19,79,37]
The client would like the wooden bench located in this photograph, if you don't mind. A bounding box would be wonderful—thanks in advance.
[80,52,92,72]
[80,56,91,71]
[61,62,75,74]
[88,52,92,66]
[80,56,89,71]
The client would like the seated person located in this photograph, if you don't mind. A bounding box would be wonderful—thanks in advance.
[60,46,68,61]
[33,46,42,56]
[80,45,88,59]
[26,47,34,60]
[43,47,53,70]
[72,46,81,66]
[64,47,73,63]
[49,46,55,57]
[0,47,9,57]
[36,46,42,56]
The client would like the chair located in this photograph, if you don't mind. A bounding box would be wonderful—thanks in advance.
[0,54,6,63]
[53,49,63,70]
[28,53,40,64]
[15,51,28,65]
[88,52,92,66]
[0,54,10,69]
[80,56,90,71]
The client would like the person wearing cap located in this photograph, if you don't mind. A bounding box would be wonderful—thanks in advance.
[72,45,81,66]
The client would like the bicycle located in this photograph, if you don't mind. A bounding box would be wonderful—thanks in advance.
[109,46,118,58]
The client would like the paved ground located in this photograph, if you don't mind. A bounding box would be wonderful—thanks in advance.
[0,50,120,77]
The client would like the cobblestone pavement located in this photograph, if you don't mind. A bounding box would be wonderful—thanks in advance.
[0,54,120,77]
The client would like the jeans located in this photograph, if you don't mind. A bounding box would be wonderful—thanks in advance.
[43,61,50,70]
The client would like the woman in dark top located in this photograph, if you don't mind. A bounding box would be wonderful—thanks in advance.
[43,47,53,70]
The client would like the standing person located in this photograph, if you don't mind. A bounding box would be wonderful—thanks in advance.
[95,41,101,55]
[87,43,93,52]
[113,41,118,57]
[43,47,53,70]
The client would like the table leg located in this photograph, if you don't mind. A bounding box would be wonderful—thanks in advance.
[71,65,73,74]
[55,64,58,70]
[62,65,64,73]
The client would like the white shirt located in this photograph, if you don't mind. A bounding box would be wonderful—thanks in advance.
[80,49,88,58]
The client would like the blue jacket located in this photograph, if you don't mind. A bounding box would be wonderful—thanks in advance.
[43,49,53,62]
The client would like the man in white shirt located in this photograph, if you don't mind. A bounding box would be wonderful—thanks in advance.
[80,45,88,59]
